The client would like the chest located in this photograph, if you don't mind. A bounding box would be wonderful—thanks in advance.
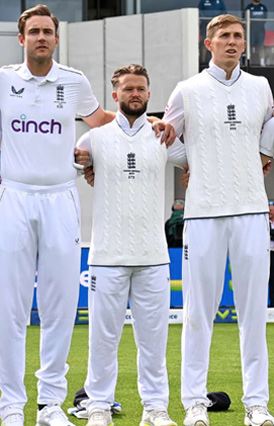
[0,77,79,124]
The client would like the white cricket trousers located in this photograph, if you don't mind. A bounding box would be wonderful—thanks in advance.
[85,264,170,412]
[0,180,81,420]
[181,214,270,409]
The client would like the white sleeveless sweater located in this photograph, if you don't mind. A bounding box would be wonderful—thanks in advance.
[180,69,269,219]
[88,120,170,266]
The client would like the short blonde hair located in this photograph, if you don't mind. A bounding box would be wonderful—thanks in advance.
[206,14,245,39]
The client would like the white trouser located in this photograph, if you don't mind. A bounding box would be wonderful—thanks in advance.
[0,180,81,420]
[181,214,270,409]
[85,264,170,412]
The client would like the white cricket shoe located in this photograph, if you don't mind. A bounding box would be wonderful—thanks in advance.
[36,405,76,426]
[87,409,114,426]
[244,406,274,426]
[183,403,209,426]
[2,408,24,426]
[140,408,177,426]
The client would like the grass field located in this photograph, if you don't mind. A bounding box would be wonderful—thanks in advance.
[24,323,274,426]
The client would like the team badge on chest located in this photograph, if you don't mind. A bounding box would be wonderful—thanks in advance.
[123,152,140,179]
[224,104,242,130]
[54,84,66,108]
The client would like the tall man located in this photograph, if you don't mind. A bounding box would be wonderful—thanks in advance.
[163,14,274,426]
[76,64,186,426]
[0,5,118,426]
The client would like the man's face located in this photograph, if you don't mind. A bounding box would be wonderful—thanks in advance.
[112,74,150,118]
[18,15,59,63]
[205,23,246,71]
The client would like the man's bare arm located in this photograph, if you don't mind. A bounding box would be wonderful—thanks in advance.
[82,107,115,128]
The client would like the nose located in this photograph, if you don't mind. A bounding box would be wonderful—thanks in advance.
[38,30,45,40]
[131,89,140,97]
[228,36,236,44]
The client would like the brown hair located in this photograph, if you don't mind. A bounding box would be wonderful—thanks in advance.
[18,4,59,36]
[206,14,245,39]
[111,64,150,88]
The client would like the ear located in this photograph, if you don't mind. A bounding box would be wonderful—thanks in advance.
[147,90,151,101]
[112,91,118,103]
[18,33,24,47]
[55,33,59,48]
[242,40,246,53]
[204,38,212,52]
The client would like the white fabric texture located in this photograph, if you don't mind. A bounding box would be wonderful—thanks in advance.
[0,60,97,418]
[0,61,98,185]
[181,215,270,409]
[169,70,271,219]
[77,117,186,266]
[0,181,81,415]
[85,264,170,412]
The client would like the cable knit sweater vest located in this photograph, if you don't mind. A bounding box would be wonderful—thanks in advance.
[179,69,269,219]
[88,120,170,266]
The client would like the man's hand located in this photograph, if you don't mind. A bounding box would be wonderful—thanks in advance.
[74,148,91,167]
[180,165,189,189]
[152,120,176,147]
[263,160,272,177]
[84,166,95,187]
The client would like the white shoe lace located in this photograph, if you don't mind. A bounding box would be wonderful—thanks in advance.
[3,414,23,425]
[151,410,171,421]
[89,410,106,422]
[48,407,70,424]
[247,406,269,416]
[188,403,207,417]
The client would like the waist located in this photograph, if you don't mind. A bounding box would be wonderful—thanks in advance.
[1,179,76,193]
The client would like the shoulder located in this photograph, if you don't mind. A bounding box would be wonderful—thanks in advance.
[56,64,87,81]
[0,63,22,76]
[240,71,271,98]
[178,71,207,90]
[241,70,268,85]
[90,120,116,137]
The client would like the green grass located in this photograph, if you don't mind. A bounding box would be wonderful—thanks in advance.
[23,323,274,426]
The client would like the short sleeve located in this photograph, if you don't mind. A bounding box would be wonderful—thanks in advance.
[77,74,100,118]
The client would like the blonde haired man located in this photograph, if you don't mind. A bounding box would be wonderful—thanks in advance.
[164,14,274,426]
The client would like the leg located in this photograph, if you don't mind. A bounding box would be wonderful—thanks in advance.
[0,188,37,420]
[181,219,228,409]
[129,264,170,410]
[229,214,270,407]
[36,187,81,405]
[269,251,274,307]
[85,266,130,411]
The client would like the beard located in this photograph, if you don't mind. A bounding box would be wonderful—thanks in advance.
[120,100,148,118]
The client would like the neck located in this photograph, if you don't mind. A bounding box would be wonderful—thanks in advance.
[26,57,53,77]
[212,59,237,80]
[119,110,139,128]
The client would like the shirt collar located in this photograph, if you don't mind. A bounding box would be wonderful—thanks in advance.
[116,110,147,136]
[16,60,59,82]
[207,60,241,86]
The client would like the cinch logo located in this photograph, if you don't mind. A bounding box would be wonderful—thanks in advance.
[11,114,62,134]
